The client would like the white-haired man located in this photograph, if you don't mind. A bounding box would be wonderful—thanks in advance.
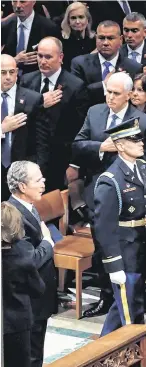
[7,160,63,367]
[67,72,146,317]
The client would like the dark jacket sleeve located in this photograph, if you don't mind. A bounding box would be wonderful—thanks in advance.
[26,261,46,298]
[71,107,103,169]
[94,177,124,273]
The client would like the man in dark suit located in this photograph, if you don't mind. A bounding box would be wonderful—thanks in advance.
[71,20,142,107]
[1,54,43,201]
[20,36,89,191]
[1,0,60,74]
[7,160,62,367]
[94,117,146,336]
[67,72,146,317]
[121,12,146,68]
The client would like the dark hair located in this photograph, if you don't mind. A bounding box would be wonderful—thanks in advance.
[97,20,121,35]
[1,202,25,244]
[142,74,146,92]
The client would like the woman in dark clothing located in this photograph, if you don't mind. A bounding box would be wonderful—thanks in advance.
[131,73,146,114]
[2,202,45,367]
[61,2,96,71]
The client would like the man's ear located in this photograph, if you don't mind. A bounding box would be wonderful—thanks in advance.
[18,182,26,193]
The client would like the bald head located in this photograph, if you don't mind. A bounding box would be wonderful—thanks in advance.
[37,37,64,77]
[1,54,18,92]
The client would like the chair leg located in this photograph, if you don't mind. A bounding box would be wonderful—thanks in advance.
[76,261,82,319]
[58,268,66,291]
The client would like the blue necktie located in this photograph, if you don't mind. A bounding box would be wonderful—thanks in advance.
[102,61,112,80]
[121,1,131,15]
[1,93,11,168]
[130,51,139,61]
[17,23,25,54]
[109,114,118,128]
[32,205,41,224]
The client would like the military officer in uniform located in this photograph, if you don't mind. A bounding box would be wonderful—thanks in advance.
[94,116,146,336]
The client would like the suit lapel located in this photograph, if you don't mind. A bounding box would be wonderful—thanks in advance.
[117,157,143,187]
[14,86,26,114]
[31,71,41,92]
[142,40,146,66]
[26,14,39,52]
[91,54,102,82]
[4,17,17,56]
[9,196,41,232]
[98,105,110,141]
[137,160,146,189]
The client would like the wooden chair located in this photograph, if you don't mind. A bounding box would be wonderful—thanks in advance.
[68,179,92,238]
[34,189,94,319]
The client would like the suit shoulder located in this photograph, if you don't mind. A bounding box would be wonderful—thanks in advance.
[137,159,146,164]
[88,103,107,114]
[62,70,85,87]
[21,70,39,82]
[72,52,97,65]
[18,86,41,100]
[122,56,142,71]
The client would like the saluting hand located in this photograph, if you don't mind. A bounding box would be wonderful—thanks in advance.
[100,137,117,153]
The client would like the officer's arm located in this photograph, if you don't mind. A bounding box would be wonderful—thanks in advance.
[94,179,124,273]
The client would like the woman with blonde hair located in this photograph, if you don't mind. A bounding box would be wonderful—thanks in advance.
[2,202,45,367]
[61,2,96,71]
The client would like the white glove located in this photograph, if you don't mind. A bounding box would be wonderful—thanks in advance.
[109,270,126,285]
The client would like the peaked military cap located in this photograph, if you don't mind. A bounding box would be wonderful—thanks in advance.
[105,117,141,141]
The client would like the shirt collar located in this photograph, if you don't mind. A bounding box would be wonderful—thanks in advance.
[98,52,119,67]
[17,9,35,30]
[12,194,33,212]
[109,103,129,120]
[1,83,17,99]
[127,40,145,55]
[41,67,62,86]
[119,155,136,172]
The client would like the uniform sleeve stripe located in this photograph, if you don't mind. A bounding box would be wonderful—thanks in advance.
[102,256,122,264]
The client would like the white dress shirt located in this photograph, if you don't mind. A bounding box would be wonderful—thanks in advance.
[106,103,129,129]
[17,10,35,50]
[40,67,62,93]
[119,156,143,183]
[1,83,17,141]
[99,103,129,160]
[98,53,120,94]
[127,41,145,64]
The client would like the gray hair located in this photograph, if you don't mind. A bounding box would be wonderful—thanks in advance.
[97,20,121,35]
[7,161,39,193]
[61,2,95,39]
[107,72,133,91]
[123,12,146,28]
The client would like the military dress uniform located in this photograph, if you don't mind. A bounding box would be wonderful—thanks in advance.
[94,117,146,336]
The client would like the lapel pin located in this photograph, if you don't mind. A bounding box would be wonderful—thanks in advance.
[20,99,24,104]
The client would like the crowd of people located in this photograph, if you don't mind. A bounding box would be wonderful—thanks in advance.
[1,1,146,367]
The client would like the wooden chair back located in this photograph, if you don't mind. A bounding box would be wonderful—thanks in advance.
[34,189,68,235]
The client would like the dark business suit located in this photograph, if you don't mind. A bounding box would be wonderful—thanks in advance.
[72,103,146,298]
[1,12,60,74]
[3,238,45,367]
[120,40,146,67]
[8,195,59,367]
[94,156,146,335]
[71,52,142,106]
[20,68,89,191]
[1,85,43,201]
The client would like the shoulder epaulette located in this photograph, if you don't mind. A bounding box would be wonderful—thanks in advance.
[94,171,122,215]
[137,159,146,163]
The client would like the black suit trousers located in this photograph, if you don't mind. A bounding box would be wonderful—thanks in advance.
[30,319,47,367]
[4,330,31,367]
